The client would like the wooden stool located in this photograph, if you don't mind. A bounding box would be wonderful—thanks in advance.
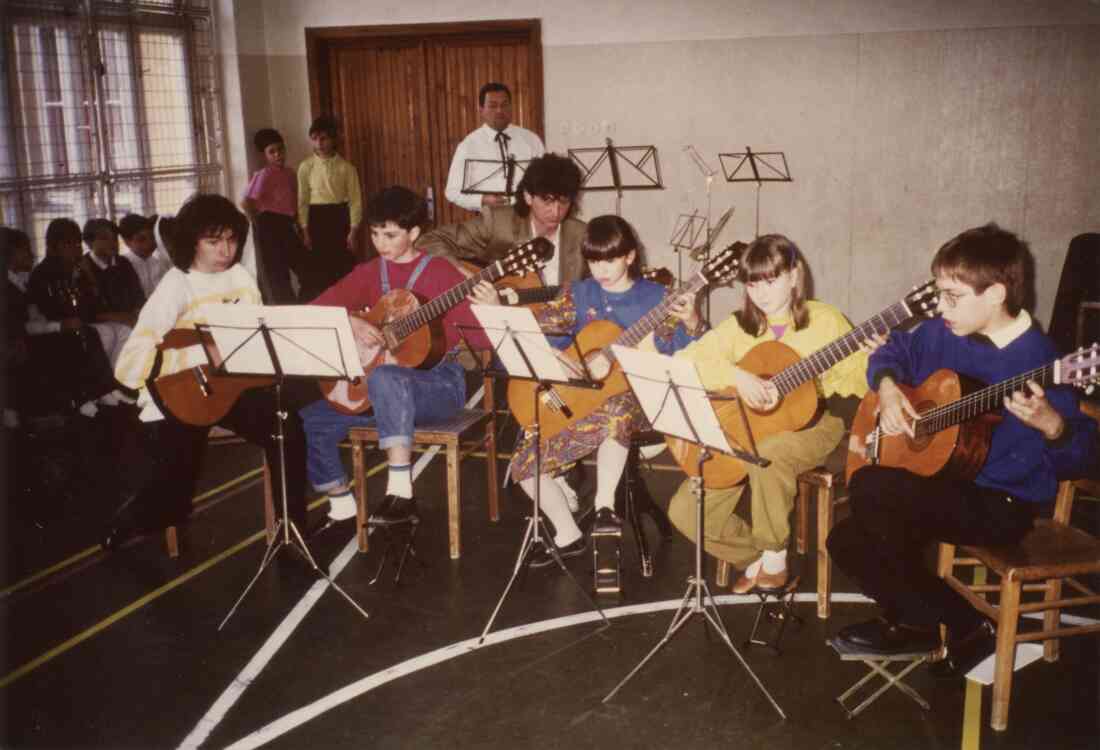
[348,407,498,560]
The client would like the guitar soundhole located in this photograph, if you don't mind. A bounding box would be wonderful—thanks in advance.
[906,399,938,452]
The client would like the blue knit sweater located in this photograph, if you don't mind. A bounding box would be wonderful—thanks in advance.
[867,317,1097,503]
[551,278,696,354]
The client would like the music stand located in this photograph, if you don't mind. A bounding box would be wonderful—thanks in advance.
[718,147,792,238]
[461,157,531,202]
[600,346,785,719]
[457,305,610,646]
[569,138,662,216]
[196,303,371,630]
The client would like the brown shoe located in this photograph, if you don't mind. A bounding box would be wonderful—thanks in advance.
[731,565,788,594]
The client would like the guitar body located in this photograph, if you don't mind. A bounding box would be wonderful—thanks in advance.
[665,341,820,488]
[507,319,629,439]
[844,369,998,484]
[319,289,445,415]
[149,365,274,426]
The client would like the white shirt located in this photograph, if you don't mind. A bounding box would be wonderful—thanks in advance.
[445,123,545,212]
[535,221,563,287]
[121,246,173,298]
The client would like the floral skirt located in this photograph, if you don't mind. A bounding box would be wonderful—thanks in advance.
[509,391,649,482]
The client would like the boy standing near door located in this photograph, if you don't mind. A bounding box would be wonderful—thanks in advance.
[297,115,362,300]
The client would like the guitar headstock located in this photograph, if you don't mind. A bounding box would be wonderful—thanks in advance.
[500,237,554,276]
[641,266,674,288]
[904,280,939,318]
[701,241,745,286]
[1059,343,1100,394]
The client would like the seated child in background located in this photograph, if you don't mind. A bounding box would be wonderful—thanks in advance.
[242,128,302,304]
[25,218,115,417]
[299,186,488,525]
[119,213,172,298]
[79,219,145,382]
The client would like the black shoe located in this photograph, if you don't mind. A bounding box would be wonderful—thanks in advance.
[592,507,622,535]
[529,536,587,569]
[929,620,996,680]
[837,617,940,655]
[369,495,418,526]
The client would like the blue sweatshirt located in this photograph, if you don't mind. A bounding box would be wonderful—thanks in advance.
[867,317,1097,503]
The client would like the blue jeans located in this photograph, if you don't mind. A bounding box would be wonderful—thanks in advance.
[300,361,466,492]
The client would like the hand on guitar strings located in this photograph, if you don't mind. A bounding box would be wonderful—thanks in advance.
[469,280,503,306]
[1003,380,1065,441]
[731,366,780,410]
[667,291,702,333]
[875,377,919,437]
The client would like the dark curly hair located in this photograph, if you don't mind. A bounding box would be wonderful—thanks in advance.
[514,153,582,219]
[170,194,248,272]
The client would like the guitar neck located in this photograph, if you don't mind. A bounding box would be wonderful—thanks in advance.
[386,261,506,344]
[615,274,708,350]
[770,299,917,396]
[512,285,560,306]
[913,361,1056,436]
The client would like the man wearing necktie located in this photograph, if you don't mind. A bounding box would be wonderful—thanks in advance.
[445,83,546,214]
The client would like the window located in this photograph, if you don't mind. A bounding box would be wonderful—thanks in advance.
[1,0,224,257]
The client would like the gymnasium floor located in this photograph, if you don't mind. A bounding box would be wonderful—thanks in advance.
[2,407,1098,750]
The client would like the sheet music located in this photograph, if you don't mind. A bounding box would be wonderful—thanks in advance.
[611,345,735,455]
[470,304,574,382]
[199,304,364,378]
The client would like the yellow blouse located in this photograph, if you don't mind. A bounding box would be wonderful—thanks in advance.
[675,299,869,399]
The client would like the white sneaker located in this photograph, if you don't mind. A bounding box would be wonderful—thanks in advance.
[78,401,99,418]
[327,492,357,521]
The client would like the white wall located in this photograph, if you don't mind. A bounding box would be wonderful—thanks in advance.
[225,0,1100,327]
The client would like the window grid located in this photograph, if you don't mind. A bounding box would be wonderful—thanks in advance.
[1,0,224,258]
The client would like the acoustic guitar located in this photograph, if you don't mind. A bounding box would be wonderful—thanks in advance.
[506,245,742,444]
[147,328,274,426]
[666,281,941,488]
[844,343,1100,483]
[320,238,553,415]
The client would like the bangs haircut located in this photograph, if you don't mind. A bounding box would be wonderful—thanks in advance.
[366,186,428,231]
[736,233,810,335]
[581,215,642,277]
[309,114,338,138]
[931,223,1029,316]
[171,193,249,272]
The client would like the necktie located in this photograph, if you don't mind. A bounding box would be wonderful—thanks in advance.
[495,130,511,164]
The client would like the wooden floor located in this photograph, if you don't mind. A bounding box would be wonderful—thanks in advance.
[2,406,1098,750]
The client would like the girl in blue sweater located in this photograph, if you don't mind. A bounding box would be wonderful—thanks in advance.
[471,215,703,565]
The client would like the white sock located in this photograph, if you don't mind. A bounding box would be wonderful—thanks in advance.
[327,491,356,521]
[593,439,630,511]
[386,463,412,498]
[743,557,762,578]
[520,475,582,547]
[554,475,579,513]
[78,401,98,418]
[761,549,787,574]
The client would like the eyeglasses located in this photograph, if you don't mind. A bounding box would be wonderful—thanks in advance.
[937,289,973,309]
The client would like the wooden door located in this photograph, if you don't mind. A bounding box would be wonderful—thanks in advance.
[307,20,544,260]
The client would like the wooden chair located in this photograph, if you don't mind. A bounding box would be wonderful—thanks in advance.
[347,368,499,560]
[936,401,1100,731]
[715,440,849,621]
